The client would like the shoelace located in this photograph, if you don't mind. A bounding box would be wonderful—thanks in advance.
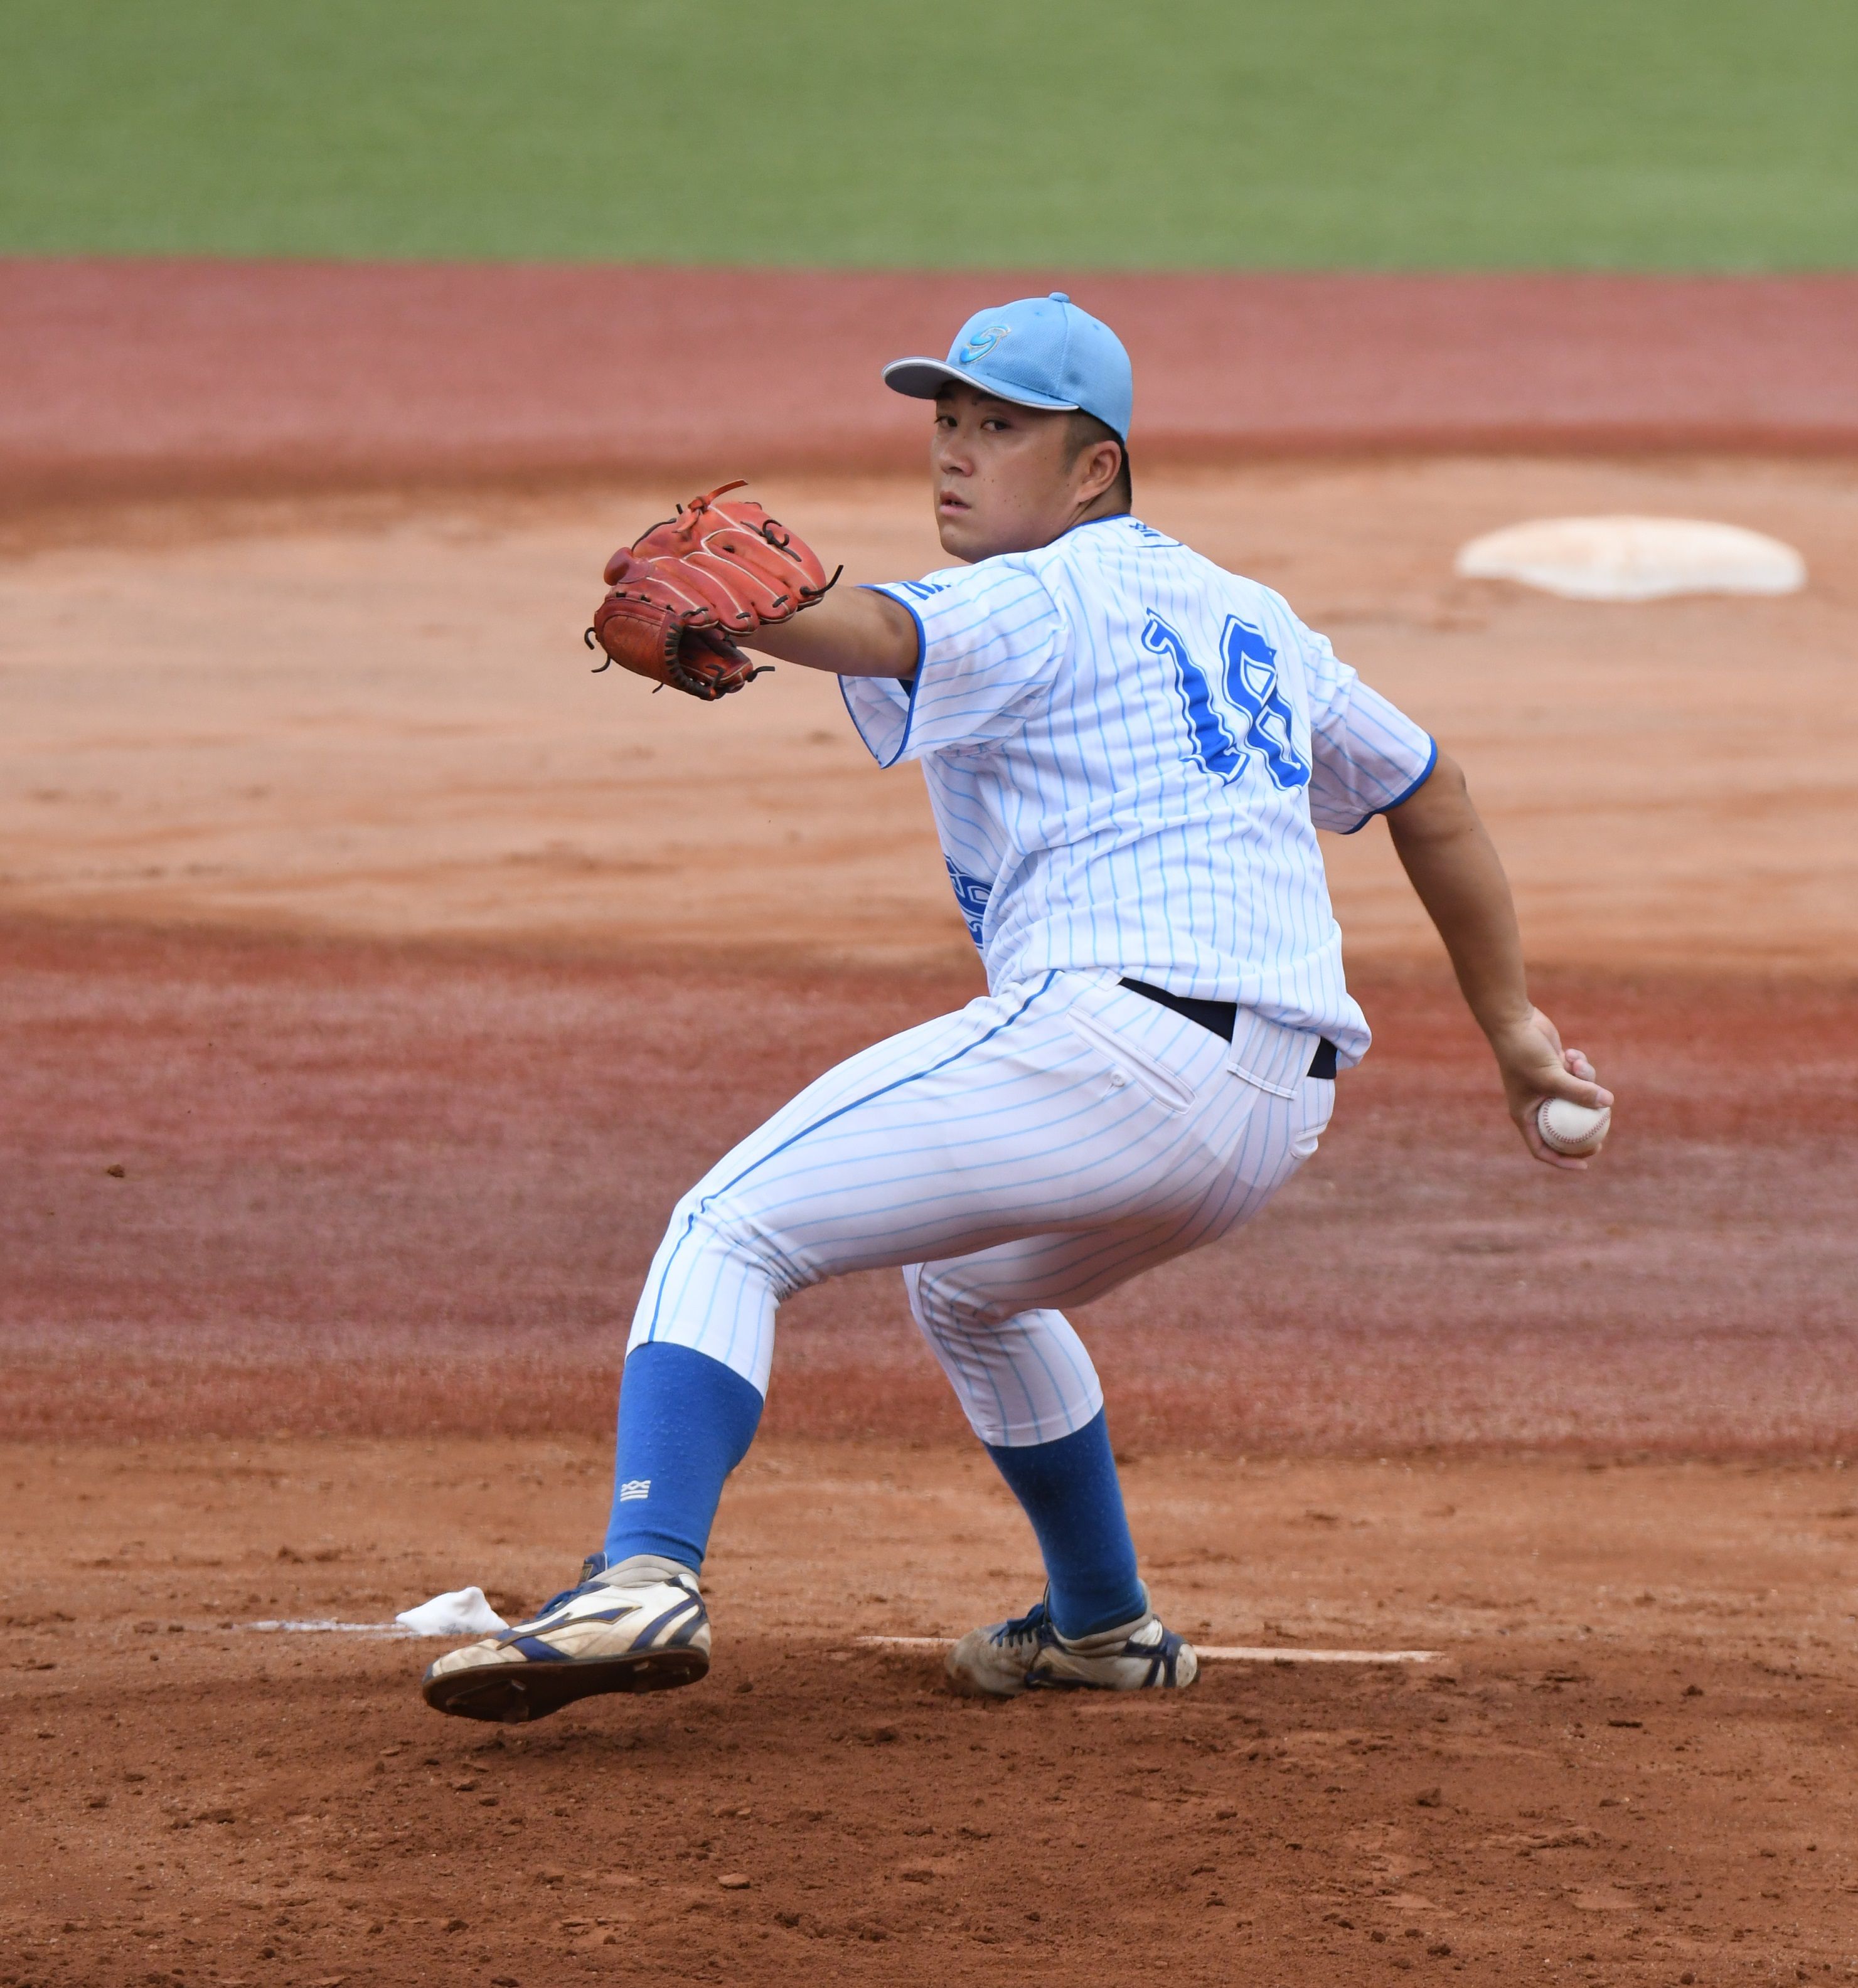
[531,1562,700,1625]
[994,1602,1161,1658]
[990,1601,1057,1649]
[531,1550,613,1619]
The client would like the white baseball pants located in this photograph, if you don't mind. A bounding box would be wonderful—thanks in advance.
[627,968,1334,1447]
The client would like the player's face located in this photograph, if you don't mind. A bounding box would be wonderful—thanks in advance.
[929,385,1117,560]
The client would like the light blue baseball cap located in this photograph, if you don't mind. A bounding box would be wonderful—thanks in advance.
[883,292,1133,441]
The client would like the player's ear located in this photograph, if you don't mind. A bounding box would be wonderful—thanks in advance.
[1081,439,1123,501]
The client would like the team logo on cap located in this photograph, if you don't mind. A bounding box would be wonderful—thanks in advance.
[958,324,1011,364]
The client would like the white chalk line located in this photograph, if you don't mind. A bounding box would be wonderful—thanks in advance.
[242,1624,1438,1665]
[245,1620,420,1637]
[857,1635,1436,1664]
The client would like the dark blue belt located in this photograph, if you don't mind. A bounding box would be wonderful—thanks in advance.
[1118,978,1339,1080]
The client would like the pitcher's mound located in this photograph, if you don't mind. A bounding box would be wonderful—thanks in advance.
[1456,514,1805,600]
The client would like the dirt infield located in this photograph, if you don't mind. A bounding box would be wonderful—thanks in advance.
[4,454,1856,1457]
[7,458,1857,972]
[3,447,1855,1983]
[4,920,1855,1461]
[7,262,1858,516]
[6,1438,1855,1987]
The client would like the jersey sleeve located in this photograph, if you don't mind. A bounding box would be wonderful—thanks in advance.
[1300,626,1438,834]
[837,560,1066,768]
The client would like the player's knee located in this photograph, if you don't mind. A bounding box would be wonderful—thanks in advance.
[904,1263,1009,1341]
[668,1194,807,1301]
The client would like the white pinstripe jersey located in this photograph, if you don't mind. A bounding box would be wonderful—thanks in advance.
[841,514,1436,1066]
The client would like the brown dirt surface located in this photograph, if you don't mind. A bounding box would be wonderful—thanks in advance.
[5,1439,1855,1985]
[4,452,1856,1983]
[6,458,1857,974]
[7,263,1858,515]
[4,922,1855,1459]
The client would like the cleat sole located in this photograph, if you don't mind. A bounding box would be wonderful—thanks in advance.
[421,1644,710,1723]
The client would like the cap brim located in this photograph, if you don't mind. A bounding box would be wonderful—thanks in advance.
[881,357,1079,412]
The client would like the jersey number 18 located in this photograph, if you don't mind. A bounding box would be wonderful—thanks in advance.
[1143,611,1311,792]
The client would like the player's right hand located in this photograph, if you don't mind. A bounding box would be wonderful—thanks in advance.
[1492,1007,1614,1171]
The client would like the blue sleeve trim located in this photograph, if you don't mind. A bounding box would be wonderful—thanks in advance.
[1339,734,1438,835]
[841,585,927,769]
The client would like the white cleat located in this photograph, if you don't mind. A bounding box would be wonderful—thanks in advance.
[421,1555,710,1723]
[945,1586,1199,1699]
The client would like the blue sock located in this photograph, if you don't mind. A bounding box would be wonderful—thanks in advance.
[601,1342,763,1573]
[983,1410,1145,1639]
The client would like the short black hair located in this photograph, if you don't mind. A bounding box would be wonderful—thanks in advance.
[1066,410,1132,511]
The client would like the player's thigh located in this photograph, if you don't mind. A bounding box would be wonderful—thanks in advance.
[912,1201,1231,1327]
[667,970,1236,1281]
[913,1073,1335,1322]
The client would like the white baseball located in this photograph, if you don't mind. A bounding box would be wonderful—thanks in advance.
[1537,1096,1610,1156]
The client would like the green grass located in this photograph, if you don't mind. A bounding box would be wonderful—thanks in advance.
[2,0,1854,268]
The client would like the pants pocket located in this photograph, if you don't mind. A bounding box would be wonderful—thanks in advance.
[1063,1002,1197,1115]
[1290,1077,1336,1162]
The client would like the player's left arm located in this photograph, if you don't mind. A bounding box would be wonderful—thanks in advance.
[742,585,920,678]
[1384,752,1613,1171]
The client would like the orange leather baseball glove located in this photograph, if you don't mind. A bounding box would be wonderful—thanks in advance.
[586,482,839,701]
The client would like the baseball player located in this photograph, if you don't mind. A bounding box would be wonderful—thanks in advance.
[422,293,1611,1720]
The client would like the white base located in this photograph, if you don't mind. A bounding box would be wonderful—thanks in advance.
[1456,515,1805,602]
